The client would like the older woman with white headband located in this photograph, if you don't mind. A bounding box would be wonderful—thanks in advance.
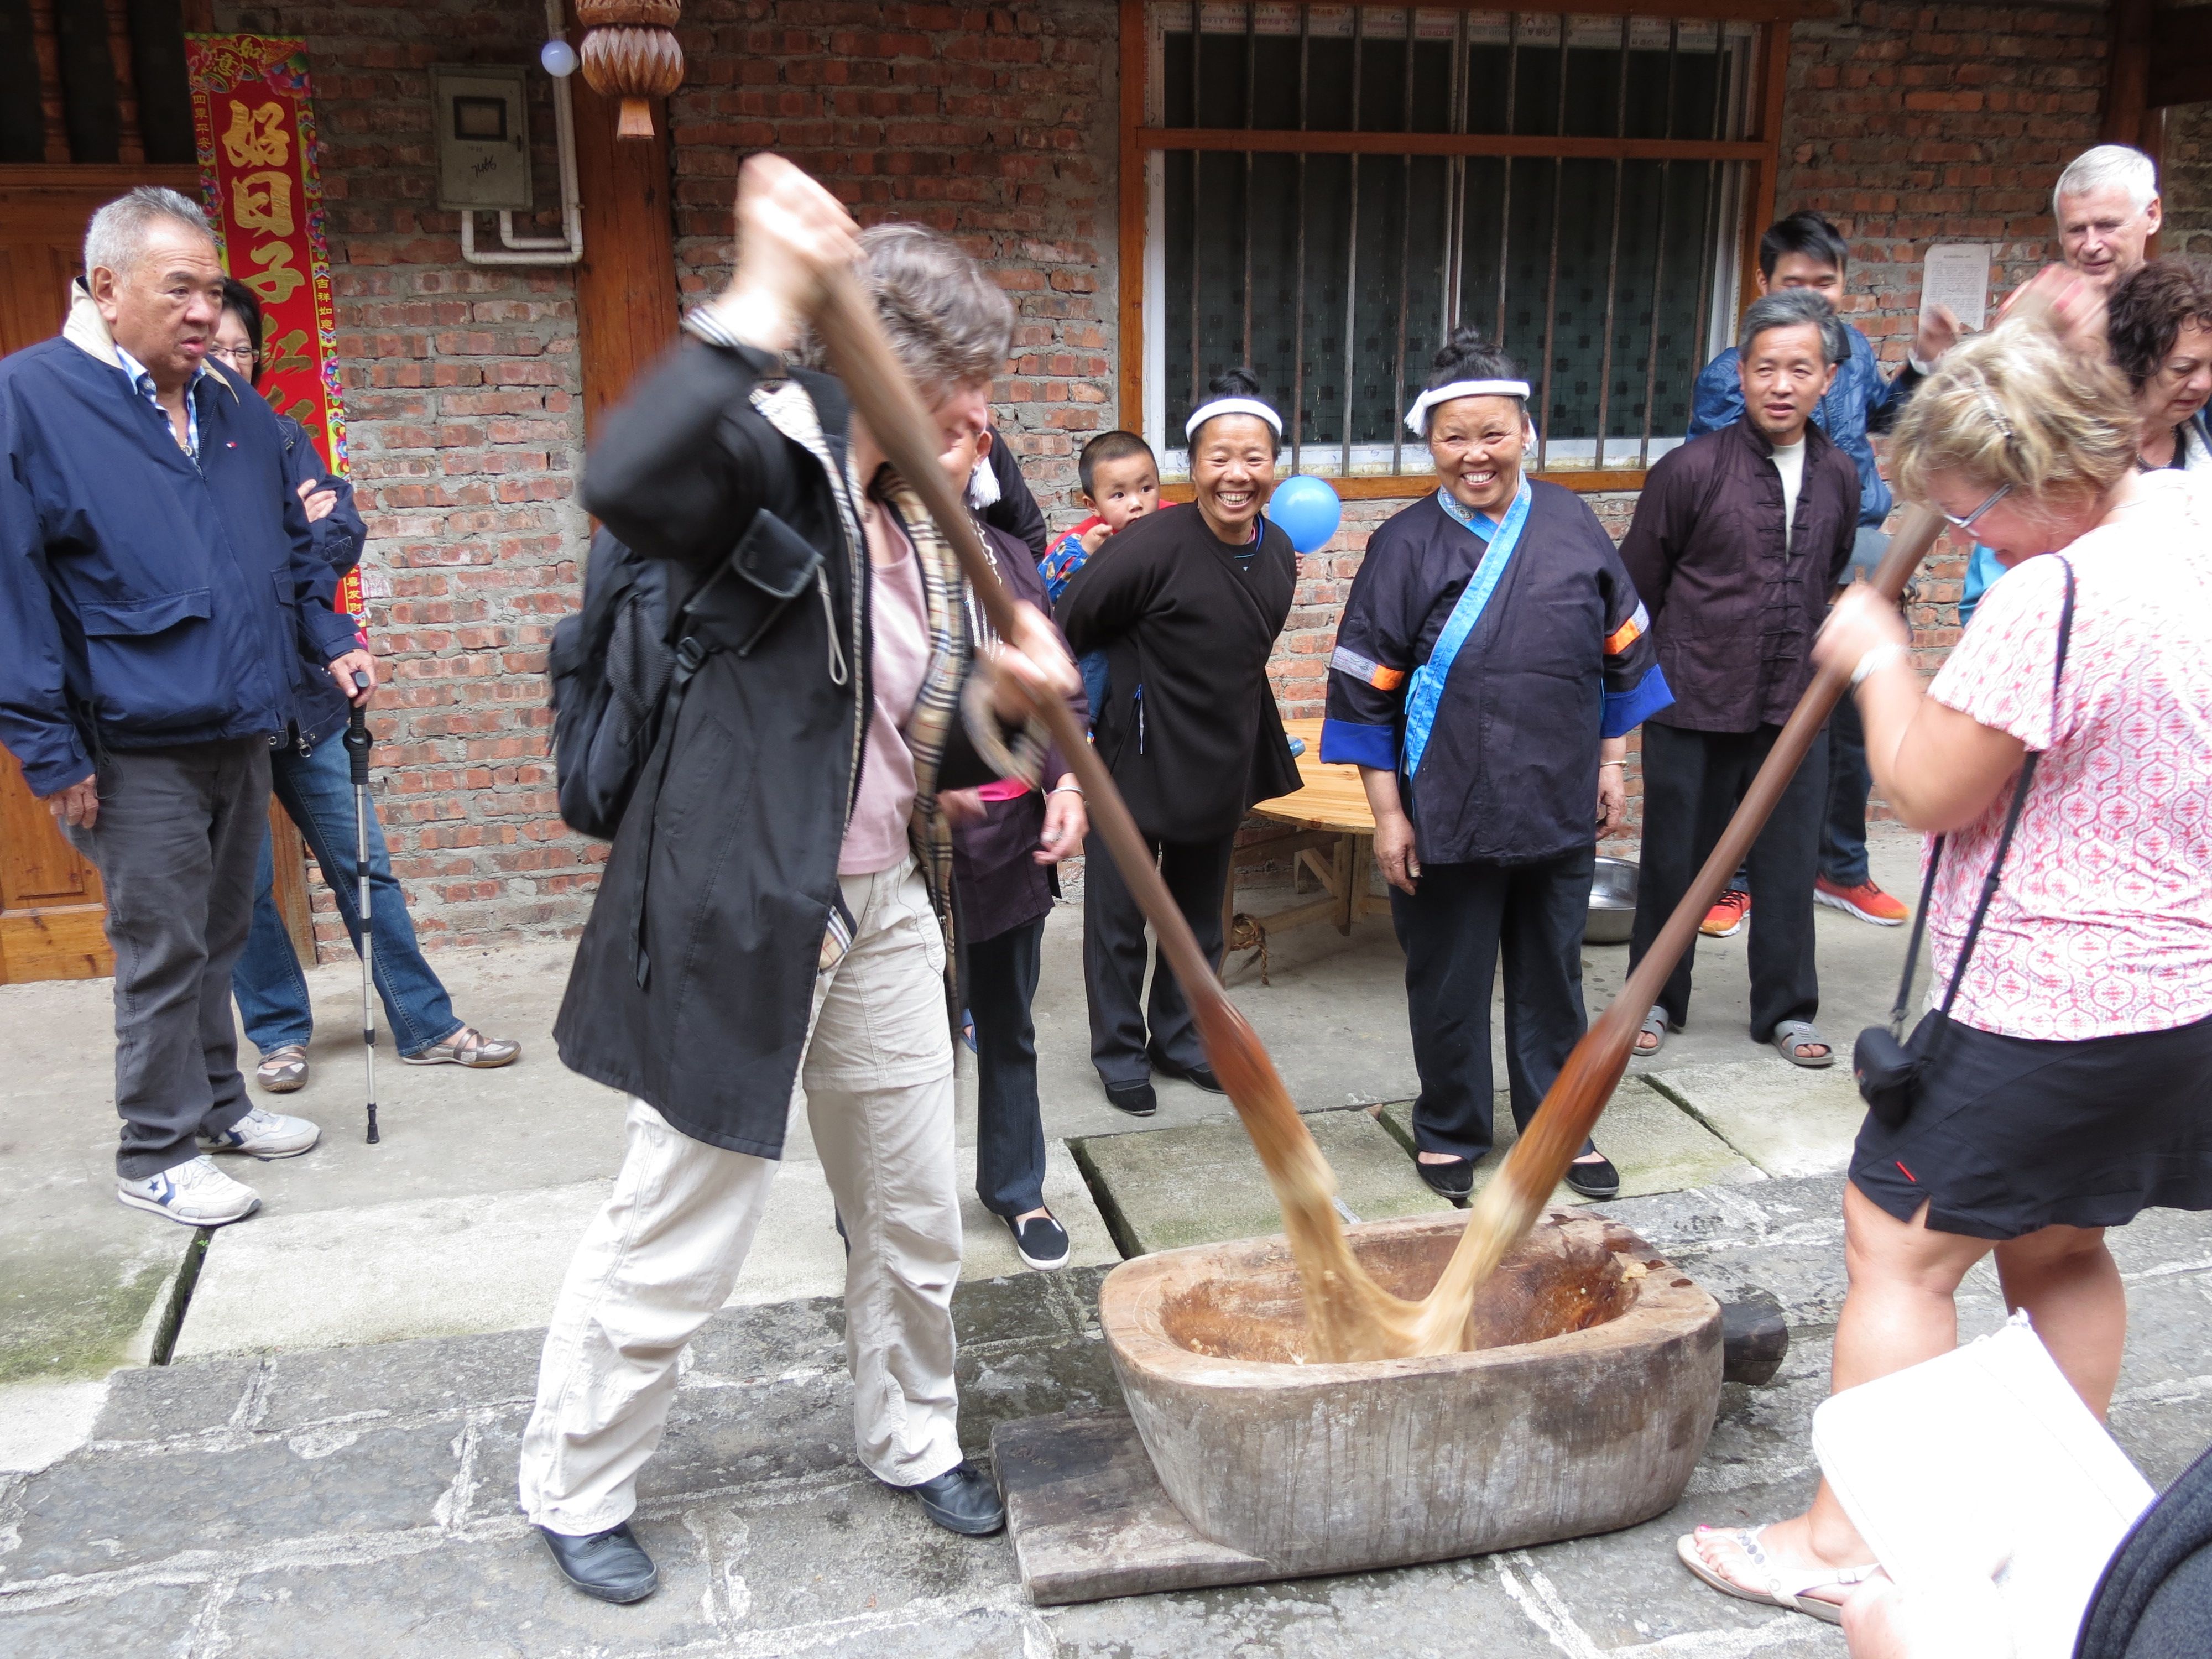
[1322,329,1673,1201]
[1057,368,1303,1117]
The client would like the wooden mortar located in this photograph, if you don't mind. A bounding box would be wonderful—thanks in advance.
[1100,1212,1723,1575]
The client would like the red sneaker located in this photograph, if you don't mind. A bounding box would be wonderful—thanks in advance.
[1816,876,1909,926]
[1700,889,1751,938]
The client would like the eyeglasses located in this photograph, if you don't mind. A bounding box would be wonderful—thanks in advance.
[1939,483,2011,531]
[207,345,258,368]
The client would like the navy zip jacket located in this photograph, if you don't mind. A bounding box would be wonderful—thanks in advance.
[272,410,368,751]
[1321,484,1670,867]
[0,302,355,795]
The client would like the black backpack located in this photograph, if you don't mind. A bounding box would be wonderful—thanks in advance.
[547,527,681,840]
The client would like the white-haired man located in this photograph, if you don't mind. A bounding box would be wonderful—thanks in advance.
[0,187,373,1225]
[2054,143,2161,294]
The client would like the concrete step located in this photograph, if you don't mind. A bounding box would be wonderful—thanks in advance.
[171,1141,1118,1360]
[1642,1057,1869,1178]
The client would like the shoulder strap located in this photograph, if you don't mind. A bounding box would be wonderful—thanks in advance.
[1914,556,2077,1026]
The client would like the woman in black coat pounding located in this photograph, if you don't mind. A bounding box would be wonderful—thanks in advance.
[1056,368,1302,1115]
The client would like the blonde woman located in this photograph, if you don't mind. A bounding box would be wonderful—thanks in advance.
[1680,322,2212,1623]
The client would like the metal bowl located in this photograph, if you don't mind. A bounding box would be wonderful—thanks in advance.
[1587,856,1639,945]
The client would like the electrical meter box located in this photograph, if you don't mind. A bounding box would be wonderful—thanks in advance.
[432,65,533,213]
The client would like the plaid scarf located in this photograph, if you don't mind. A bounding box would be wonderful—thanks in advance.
[878,473,966,983]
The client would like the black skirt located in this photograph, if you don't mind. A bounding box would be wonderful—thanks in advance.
[1851,1011,2212,1240]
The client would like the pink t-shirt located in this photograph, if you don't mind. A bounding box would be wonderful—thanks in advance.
[1923,471,2212,1040]
[839,538,933,874]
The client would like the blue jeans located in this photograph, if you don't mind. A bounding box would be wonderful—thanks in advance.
[232,736,460,1058]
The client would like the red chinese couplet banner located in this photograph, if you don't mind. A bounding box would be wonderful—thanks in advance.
[184,34,364,628]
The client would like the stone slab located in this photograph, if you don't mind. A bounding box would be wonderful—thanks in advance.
[1644,1057,1870,1178]
[176,1142,1117,1358]
[1375,1074,1763,1207]
[0,1376,111,1474]
[1070,1105,1451,1256]
[994,1411,1273,1605]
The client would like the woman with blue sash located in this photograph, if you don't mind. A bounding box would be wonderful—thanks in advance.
[1321,330,1672,1201]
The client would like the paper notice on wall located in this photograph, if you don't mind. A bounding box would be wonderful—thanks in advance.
[1922,243,1994,333]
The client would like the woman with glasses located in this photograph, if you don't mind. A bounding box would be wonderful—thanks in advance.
[1680,320,2212,1625]
[1957,258,2210,628]
[212,280,520,1093]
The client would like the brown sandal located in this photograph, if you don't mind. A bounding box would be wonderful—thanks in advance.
[401,1026,522,1069]
[254,1045,309,1093]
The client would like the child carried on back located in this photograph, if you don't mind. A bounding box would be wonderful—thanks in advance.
[1040,431,1159,724]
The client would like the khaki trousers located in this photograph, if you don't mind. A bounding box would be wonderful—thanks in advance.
[517,859,963,1535]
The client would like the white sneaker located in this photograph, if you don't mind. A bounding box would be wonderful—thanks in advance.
[199,1105,321,1159]
[117,1155,261,1226]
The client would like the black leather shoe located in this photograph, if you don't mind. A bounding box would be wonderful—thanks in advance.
[1150,1055,1225,1094]
[1415,1156,1475,1200]
[886,1460,1006,1536]
[1104,1079,1157,1117]
[1564,1154,1621,1201]
[537,1521,659,1603]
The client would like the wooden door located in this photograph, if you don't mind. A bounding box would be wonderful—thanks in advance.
[0,169,147,982]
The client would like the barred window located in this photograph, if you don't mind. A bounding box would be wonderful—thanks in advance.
[1133,4,1778,487]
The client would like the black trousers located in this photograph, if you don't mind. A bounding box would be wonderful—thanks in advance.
[62,739,269,1178]
[1081,830,1232,1086]
[967,915,1048,1217]
[1391,851,1597,1161]
[1630,721,1827,1042]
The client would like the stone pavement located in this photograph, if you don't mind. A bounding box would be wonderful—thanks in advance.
[8,1176,2212,1656]
[9,825,2212,1653]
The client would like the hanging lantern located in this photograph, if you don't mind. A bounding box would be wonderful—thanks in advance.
[576,0,683,139]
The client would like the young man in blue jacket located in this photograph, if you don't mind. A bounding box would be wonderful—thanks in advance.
[0,188,374,1228]
[1687,211,1958,936]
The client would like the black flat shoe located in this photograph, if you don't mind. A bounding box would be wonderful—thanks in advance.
[1150,1055,1225,1094]
[1415,1156,1475,1200]
[1565,1154,1620,1201]
[1008,1212,1071,1270]
[537,1521,659,1603]
[885,1460,1005,1536]
[1104,1079,1157,1117]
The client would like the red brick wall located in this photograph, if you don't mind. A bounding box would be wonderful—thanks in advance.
[217,0,596,955]
[226,0,2135,946]
[666,0,1121,515]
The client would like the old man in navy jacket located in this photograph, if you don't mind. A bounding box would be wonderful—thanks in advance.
[0,187,374,1228]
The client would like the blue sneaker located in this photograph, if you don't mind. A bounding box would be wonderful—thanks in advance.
[116,1155,260,1226]
[199,1106,321,1159]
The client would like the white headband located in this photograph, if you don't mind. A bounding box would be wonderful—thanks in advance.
[1185,397,1284,440]
[1404,379,1532,435]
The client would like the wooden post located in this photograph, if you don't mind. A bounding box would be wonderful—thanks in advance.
[2101,0,2153,148]
[1117,0,1145,434]
[570,61,679,439]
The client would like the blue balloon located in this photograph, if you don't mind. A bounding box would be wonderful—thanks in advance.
[1265,474,1343,555]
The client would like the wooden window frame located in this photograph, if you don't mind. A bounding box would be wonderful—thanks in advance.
[1117,0,1798,500]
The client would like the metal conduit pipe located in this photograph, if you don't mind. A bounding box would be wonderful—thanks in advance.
[460,0,584,266]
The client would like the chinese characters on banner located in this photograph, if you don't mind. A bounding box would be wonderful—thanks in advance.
[185,35,365,630]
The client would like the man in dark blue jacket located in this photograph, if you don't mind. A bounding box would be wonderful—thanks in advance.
[0,187,374,1228]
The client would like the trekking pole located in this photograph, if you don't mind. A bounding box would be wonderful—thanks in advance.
[342,671,379,1145]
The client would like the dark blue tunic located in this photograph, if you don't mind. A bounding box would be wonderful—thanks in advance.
[1321,483,1670,867]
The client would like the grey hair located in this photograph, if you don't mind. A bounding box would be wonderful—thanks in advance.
[2053,144,2158,218]
[794,223,1012,397]
[1738,288,1848,366]
[83,186,216,278]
